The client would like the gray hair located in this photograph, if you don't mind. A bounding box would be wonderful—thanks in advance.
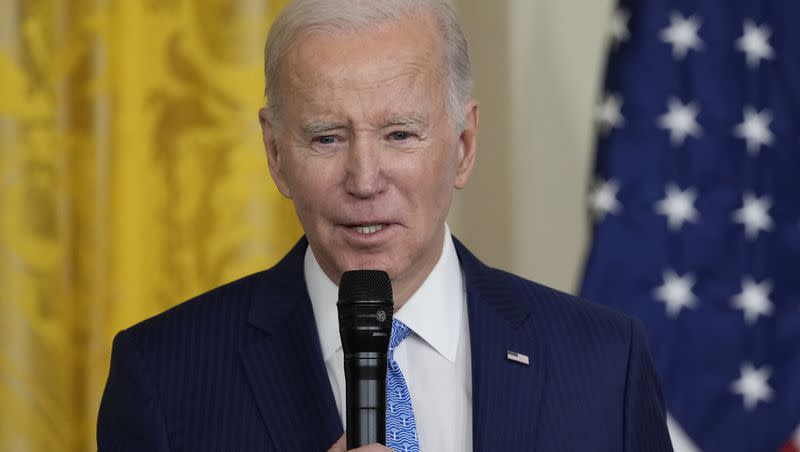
[263,0,473,130]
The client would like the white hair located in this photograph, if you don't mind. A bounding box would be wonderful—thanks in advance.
[264,0,473,130]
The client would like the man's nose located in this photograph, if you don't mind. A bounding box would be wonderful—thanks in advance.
[343,139,387,199]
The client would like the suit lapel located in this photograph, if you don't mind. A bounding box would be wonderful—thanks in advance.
[455,239,546,452]
[240,238,343,451]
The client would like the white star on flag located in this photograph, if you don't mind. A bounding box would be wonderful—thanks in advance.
[653,270,698,318]
[731,192,773,240]
[609,8,630,45]
[660,12,704,59]
[595,93,625,133]
[731,277,774,326]
[655,184,700,231]
[734,106,775,155]
[589,179,622,221]
[736,20,775,69]
[658,98,702,146]
[731,362,774,411]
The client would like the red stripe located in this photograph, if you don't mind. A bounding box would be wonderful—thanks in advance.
[780,441,800,452]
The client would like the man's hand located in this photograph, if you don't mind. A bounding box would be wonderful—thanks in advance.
[327,434,393,452]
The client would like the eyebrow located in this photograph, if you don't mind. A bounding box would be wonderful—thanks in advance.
[301,121,345,136]
[300,114,429,136]
[385,114,428,129]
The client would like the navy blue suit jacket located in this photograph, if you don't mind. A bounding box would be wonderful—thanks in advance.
[98,237,673,451]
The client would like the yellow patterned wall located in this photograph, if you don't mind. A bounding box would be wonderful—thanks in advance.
[0,0,296,450]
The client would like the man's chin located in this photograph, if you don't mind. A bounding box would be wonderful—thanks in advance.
[338,255,394,274]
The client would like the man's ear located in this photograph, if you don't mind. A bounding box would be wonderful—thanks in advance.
[259,107,292,198]
[454,100,479,189]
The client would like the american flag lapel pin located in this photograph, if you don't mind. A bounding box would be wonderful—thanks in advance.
[506,350,530,366]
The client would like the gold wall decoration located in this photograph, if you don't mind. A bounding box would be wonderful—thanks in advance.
[0,0,296,450]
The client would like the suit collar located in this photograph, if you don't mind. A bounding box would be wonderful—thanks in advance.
[453,237,533,328]
[241,237,343,450]
[454,238,545,451]
[246,237,310,334]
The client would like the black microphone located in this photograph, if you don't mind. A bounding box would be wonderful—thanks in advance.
[337,270,394,449]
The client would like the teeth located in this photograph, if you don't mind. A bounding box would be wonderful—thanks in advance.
[353,224,386,234]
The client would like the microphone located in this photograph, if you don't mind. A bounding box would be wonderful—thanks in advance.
[337,270,394,449]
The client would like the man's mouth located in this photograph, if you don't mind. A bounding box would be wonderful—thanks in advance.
[352,224,387,235]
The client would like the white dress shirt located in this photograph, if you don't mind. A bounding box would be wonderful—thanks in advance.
[305,224,472,451]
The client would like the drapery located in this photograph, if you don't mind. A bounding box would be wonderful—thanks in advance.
[0,0,296,450]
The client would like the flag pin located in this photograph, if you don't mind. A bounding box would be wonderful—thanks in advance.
[506,350,530,366]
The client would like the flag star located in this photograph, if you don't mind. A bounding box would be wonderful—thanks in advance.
[589,179,622,221]
[734,106,775,155]
[653,270,698,318]
[655,184,700,231]
[736,20,775,69]
[731,192,773,239]
[660,12,704,59]
[658,98,703,146]
[609,8,631,45]
[595,93,625,133]
[731,362,773,411]
[731,277,774,325]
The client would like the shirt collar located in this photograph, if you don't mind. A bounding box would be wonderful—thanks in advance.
[304,224,465,364]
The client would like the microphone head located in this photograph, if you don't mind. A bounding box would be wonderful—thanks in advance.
[337,270,394,357]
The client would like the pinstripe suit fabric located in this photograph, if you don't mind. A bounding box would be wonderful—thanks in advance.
[97,237,673,451]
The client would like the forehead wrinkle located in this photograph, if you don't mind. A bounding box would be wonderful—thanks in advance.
[281,21,448,134]
[359,59,432,91]
[354,66,438,129]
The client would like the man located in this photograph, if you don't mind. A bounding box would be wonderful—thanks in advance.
[98,0,674,451]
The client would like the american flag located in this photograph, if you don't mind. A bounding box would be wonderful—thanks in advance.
[579,1,800,451]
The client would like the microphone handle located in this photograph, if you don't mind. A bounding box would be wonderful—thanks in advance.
[344,353,387,448]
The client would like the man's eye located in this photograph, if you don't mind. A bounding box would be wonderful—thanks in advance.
[314,135,338,145]
[388,131,412,141]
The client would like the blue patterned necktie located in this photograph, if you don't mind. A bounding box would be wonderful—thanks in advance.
[386,319,420,452]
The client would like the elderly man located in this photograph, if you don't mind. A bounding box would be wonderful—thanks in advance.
[98,0,674,451]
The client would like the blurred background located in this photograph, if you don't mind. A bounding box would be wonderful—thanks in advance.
[1,0,798,451]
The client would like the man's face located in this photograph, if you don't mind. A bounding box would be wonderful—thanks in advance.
[260,15,477,303]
